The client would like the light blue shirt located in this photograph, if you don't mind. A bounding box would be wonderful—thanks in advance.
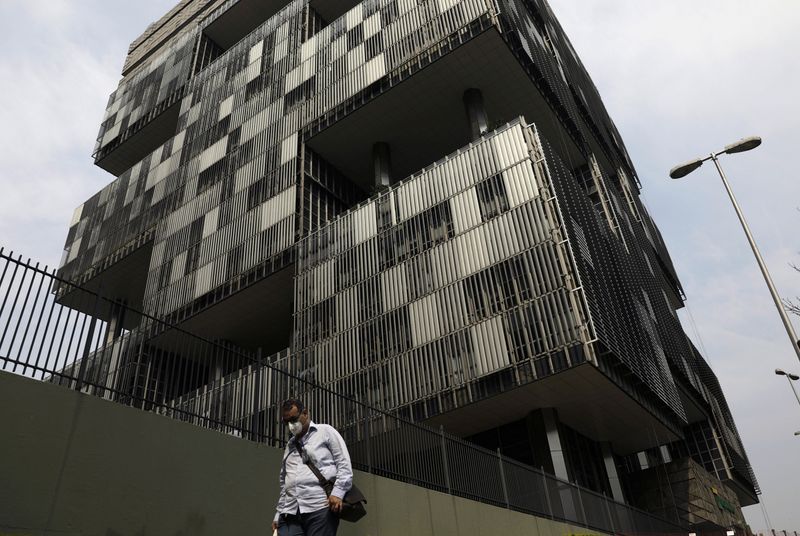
[274,421,353,522]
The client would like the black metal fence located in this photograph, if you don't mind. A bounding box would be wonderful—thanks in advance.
[0,248,683,535]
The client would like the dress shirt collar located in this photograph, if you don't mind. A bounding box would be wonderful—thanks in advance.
[289,420,318,446]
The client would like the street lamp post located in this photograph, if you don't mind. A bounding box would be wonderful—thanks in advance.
[670,137,800,365]
[774,368,800,409]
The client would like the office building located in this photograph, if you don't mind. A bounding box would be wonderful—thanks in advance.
[57,0,758,529]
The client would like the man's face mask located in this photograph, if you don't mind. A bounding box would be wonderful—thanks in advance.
[288,420,303,436]
[285,409,305,436]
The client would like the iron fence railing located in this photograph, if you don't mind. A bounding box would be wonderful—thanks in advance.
[0,248,683,535]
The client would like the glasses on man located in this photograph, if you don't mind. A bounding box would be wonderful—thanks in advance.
[282,412,304,424]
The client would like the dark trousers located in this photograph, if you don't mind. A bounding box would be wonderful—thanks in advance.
[278,507,339,536]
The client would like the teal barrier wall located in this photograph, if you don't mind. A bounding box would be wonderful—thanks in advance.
[0,371,605,536]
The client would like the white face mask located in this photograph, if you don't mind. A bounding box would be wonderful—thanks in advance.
[288,420,303,436]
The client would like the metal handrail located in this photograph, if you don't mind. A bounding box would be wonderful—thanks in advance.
[0,247,684,534]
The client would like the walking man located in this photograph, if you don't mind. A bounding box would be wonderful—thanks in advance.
[272,398,353,536]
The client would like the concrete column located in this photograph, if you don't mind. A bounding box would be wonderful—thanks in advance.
[103,301,127,395]
[463,88,489,140]
[104,301,126,346]
[541,407,569,481]
[372,142,391,189]
[601,442,626,503]
[540,408,577,520]
[211,351,224,384]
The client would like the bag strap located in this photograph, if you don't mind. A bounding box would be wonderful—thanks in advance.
[293,440,329,489]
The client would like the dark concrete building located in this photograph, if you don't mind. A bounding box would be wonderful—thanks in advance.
[57,0,758,530]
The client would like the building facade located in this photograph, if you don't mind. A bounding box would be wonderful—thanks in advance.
[58,0,758,529]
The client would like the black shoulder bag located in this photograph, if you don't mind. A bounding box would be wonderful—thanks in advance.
[293,442,367,523]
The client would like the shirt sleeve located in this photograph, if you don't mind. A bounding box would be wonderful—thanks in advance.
[325,426,353,499]
[274,445,289,523]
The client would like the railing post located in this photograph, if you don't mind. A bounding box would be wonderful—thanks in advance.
[541,470,554,519]
[14,261,47,376]
[0,255,25,354]
[364,411,372,473]
[497,448,510,509]
[576,486,588,526]
[439,425,452,494]
[603,493,616,535]
[252,349,263,442]
[75,273,105,394]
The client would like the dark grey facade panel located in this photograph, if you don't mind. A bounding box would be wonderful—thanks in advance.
[291,121,590,415]
[535,134,686,425]
[62,0,495,321]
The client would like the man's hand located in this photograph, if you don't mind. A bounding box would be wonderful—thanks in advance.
[328,495,343,513]
[271,520,279,533]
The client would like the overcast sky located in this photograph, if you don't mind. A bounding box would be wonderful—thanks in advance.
[549,1,800,530]
[0,0,798,530]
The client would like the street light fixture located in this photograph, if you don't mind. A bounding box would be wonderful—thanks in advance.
[775,368,800,409]
[774,368,800,381]
[670,137,800,366]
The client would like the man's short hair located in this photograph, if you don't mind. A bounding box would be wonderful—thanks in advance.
[281,398,305,414]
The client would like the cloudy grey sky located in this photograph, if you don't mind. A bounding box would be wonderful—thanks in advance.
[0,0,798,530]
[550,1,800,530]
